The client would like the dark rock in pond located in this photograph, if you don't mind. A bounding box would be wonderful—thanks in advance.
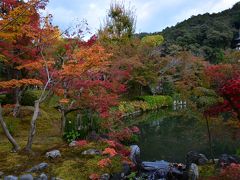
[186,151,208,165]
[188,163,199,180]
[100,173,110,180]
[27,162,48,172]
[82,149,101,155]
[4,175,18,180]
[19,174,33,180]
[218,154,240,167]
[46,150,61,159]
[39,173,48,180]
[142,160,170,172]
[141,160,187,179]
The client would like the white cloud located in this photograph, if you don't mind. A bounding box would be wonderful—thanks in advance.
[46,0,240,34]
[167,0,239,30]
[46,7,75,26]
[210,0,239,12]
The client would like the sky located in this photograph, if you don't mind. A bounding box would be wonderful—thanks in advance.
[45,0,240,34]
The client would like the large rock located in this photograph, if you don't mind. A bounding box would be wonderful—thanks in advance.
[186,151,208,165]
[19,174,33,180]
[4,176,18,180]
[142,160,170,172]
[82,149,101,155]
[27,162,48,172]
[46,150,61,159]
[188,163,199,180]
[0,171,4,177]
[218,154,240,167]
[130,145,141,165]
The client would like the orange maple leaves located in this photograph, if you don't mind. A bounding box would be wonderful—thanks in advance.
[97,158,112,168]
[103,147,117,157]
[0,79,43,88]
[59,98,70,104]
[0,0,42,42]
[60,44,112,77]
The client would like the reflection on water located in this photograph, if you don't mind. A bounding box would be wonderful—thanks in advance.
[131,110,240,163]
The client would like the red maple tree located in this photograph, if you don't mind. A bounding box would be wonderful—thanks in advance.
[205,64,240,121]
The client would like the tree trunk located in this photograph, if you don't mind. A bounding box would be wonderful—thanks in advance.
[0,104,20,152]
[89,110,94,130]
[13,88,20,117]
[205,115,215,164]
[61,110,66,135]
[13,101,20,118]
[76,113,82,130]
[25,100,40,152]
[13,88,24,118]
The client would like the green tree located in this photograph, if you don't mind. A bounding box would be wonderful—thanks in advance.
[141,35,164,47]
[99,1,136,41]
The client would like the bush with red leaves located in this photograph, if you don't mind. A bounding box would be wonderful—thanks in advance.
[108,126,140,142]
[98,158,112,168]
[210,163,240,180]
[76,140,88,147]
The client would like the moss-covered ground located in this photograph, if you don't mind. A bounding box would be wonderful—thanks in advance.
[0,103,123,179]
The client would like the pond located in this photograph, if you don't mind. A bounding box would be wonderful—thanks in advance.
[129,109,240,163]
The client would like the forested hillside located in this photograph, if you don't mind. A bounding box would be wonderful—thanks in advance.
[138,2,240,63]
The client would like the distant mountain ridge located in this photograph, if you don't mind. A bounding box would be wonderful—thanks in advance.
[138,2,240,63]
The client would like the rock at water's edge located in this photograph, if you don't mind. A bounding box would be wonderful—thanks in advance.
[186,151,208,165]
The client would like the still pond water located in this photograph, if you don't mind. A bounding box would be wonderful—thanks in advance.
[129,109,240,163]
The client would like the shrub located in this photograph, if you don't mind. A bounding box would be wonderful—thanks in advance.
[118,101,150,113]
[98,158,112,168]
[236,148,240,156]
[103,148,117,157]
[0,93,14,104]
[119,96,173,114]
[139,95,173,109]
[0,94,6,103]
[199,164,216,178]
[118,101,135,113]
[108,126,140,145]
[63,130,81,143]
[21,90,42,106]
[76,140,88,147]
[219,163,240,180]
[141,35,164,47]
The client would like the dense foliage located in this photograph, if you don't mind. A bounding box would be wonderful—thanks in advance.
[138,2,240,63]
